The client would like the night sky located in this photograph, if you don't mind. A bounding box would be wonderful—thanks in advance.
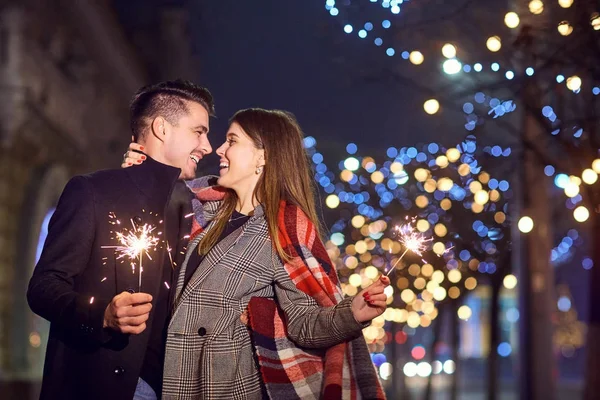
[187,0,460,170]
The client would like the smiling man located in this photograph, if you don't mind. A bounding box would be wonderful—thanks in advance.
[27,80,215,400]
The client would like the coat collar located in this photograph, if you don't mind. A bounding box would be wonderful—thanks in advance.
[171,204,265,312]
[125,155,182,200]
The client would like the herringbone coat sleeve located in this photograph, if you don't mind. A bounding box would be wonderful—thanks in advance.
[273,263,367,349]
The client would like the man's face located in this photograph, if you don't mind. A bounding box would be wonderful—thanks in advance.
[162,101,211,179]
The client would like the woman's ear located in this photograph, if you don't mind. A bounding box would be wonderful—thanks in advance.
[257,150,266,167]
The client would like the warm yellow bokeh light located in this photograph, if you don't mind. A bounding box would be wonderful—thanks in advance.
[564,182,580,198]
[401,289,416,304]
[440,199,452,210]
[486,36,502,52]
[465,277,478,290]
[390,161,404,173]
[365,266,379,280]
[433,242,446,255]
[469,181,483,193]
[424,99,440,115]
[504,12,520,28]
[489,189,500,202]
[416,219,430,232]
[341,170,354,182]
[433,287,447,301]
[434,223,448,237]
[441,43,457,58]
[408,264,421,277]
[558,0,573,8]
[426,280,439,293]
[397,277,409,290]
[432,270,445,284]
[414,168,429,182]
[416,195,429,209]
[447,148,461,162]
[458,305,472,320]
[351,215,366,228]
[326,194,340,208]
[518,216,534,233]
[503,274,518,289]
[448,269,462,283]
[424,179,437,193]
[494,212,506,224]
[421,290,434,302]
[471,203,484,214]
[592,13,600,31]
[558,21,573,36]
[574,206,590,222]
[371,171,384,184]
[355,240,368,254]
[421,264,434,277]
[436,155,449,168]
[407,312,421,328]
[479,172,490,184]
[458,163,470,176]
[582,169,598,185]
[566,75,582,91]
[448,286,461,299]
[437,177,454,192]
[420,315,432,328]
[474,190,490,205]
[593,159,600,174]
[345,256,358,269]
[349,273,362,287]
[414,277,426,290]
[422,301,435,315]
[409,51,424,65]
[529,0,544,14]
[344,284,358,296]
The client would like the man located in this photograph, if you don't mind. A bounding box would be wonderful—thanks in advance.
[27,79,214,400]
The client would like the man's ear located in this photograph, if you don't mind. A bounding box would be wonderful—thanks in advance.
[150,117,166,142]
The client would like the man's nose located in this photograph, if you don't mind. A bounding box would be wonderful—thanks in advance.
[200,137,212,155]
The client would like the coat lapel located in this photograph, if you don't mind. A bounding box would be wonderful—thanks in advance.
[170,206,264,318]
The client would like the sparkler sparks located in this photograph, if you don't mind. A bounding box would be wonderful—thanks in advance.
[102,213,160,291]
[386,218,433,276]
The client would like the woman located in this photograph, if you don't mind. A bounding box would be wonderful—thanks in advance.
[125,108,388,399]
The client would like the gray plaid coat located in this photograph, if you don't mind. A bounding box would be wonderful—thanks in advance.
[162,202,366,399]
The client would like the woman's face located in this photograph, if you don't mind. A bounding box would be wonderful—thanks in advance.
[215,122,264,194]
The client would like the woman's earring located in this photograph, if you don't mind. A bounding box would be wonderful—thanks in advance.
[256,166,263,174]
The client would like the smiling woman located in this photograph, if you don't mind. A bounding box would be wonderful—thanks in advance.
[123,108,389,400]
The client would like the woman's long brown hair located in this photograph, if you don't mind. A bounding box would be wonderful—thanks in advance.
[197,108,320,261]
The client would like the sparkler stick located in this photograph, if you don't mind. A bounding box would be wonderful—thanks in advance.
[385,219,432,276]
[102,215,159,292]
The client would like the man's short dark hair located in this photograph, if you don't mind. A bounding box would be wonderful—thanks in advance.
[130,79,216,141]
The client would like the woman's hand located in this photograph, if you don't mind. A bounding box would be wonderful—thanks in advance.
[351,275,390,323]
[121,142,147,168]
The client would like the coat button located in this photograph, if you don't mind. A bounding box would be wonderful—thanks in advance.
[133,216,143,225]
[114,366,125,375]
[197,327,206,336]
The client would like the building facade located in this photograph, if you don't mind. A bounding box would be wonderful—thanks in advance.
[0,0,196,396]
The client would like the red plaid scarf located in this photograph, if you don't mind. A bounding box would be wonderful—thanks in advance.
[186,181,385,400]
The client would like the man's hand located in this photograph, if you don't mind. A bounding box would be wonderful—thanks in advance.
[103,292,153,334]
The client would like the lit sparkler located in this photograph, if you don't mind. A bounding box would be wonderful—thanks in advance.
[102,214,160,291]
[385,218,433,276]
